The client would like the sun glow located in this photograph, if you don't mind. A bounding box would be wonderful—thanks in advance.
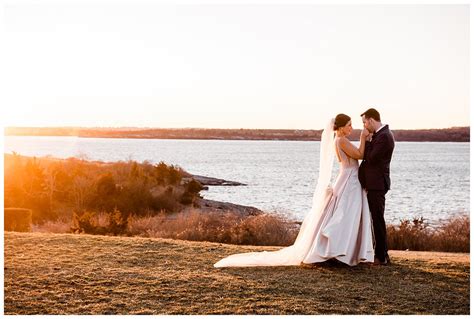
[1,3,469,130]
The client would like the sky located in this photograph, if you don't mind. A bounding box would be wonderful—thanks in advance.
[0,1,470,130]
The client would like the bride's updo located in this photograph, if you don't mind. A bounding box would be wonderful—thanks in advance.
[333,113,351,131]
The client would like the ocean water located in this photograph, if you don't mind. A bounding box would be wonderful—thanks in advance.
[4,136,470,226]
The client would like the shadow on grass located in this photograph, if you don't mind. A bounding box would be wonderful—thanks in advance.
[214,258,469,315]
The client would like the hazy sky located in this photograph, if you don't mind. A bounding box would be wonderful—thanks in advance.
[1,1,470,129]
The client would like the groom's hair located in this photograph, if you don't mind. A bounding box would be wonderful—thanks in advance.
[360,108,381,122]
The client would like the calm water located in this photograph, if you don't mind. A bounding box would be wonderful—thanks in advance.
[4,136,470,226]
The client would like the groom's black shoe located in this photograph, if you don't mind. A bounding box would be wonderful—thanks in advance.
[300,262,320,268]
[372,257,388,266]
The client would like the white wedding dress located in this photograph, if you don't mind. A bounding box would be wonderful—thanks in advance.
[214,119,374,267]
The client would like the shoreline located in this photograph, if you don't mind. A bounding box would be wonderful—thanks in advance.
[5,135,471,143]
[6,136,471,144]
[5,126,470,142]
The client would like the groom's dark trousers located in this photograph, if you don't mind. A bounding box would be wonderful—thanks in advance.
[358,125,395,263]
[367,190,388,261]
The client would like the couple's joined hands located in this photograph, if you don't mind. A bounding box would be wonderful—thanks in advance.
[360,128,372,141]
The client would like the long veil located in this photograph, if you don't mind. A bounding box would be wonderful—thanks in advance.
[214,118,335,267]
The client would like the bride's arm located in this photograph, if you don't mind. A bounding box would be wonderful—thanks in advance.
[339,130,369,160]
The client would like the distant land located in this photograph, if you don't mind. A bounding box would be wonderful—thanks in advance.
[4,126,470,142]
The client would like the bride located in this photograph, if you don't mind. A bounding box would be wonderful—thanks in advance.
[214,114,374,267]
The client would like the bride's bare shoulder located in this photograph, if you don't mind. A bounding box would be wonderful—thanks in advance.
[338,136,351,145]
[334,136,348,141]
[338,137,356,152]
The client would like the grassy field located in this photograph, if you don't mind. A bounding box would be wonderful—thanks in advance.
[4,231,470,315]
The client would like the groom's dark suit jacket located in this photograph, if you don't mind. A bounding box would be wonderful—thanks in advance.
[358,125,395,191]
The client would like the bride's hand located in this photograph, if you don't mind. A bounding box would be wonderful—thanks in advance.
[360,128,370,139]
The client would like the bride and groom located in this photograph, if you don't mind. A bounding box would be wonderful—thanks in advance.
[214,108,395,268]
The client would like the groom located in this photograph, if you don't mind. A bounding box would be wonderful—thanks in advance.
[358,108,395,266]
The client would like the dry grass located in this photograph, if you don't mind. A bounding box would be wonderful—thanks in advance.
[387,215,470,252]
[33,209,299,246]
[33,211,469,253]
[127,210,299,246]
[31,219,72,234]
[4,231,469,315]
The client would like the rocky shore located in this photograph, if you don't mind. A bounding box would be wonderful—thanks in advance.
[171,171,261,217]
[184,174,262,217]
[190,174,247,188]
[194,198,262,217]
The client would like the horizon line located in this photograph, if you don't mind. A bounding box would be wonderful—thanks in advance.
[3,125,471,131]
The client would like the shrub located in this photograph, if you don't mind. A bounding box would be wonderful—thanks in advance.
[4,154,190,223]
[113,181,154,215]
[387,215,470,253]
[72,211,100,234]
[153,186,181,212]
[5,208,32,232]
[431,215,469,252]
[154,162,168,185]
[71,209,129,236]
[154,162,183,185]
[229,214,298,246]
[108,209,129,235]
[127,210,299,246]
[180,179,204,205]
[93,173,118,212]
[387,217,431,251]
[168,165,183,185]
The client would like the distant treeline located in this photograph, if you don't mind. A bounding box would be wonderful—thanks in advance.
[5,126,470,142]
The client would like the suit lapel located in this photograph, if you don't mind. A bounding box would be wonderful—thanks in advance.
[372,125,389,140]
